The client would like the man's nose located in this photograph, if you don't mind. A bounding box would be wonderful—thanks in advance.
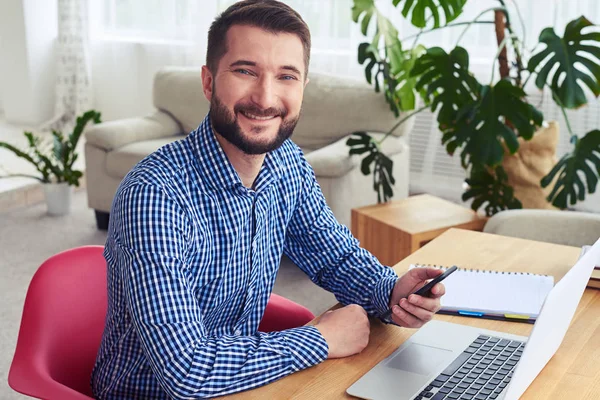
[250,76,277,110]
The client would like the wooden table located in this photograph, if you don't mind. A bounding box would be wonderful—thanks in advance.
[351,194,487,266]
[224,229,600,399]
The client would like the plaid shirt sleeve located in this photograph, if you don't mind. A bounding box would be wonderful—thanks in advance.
[114,183,328,399]
[284,153,399,318]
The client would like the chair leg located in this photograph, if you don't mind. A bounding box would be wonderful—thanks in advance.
[94,210,110,231]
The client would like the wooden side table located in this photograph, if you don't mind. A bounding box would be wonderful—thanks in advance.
[351,194,487,266]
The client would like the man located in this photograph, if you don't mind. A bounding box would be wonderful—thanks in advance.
[91,1,446,399]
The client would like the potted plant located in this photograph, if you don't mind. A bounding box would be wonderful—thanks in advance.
[347,0,600,215]
[0,110,102,215]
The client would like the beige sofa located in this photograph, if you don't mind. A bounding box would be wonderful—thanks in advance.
[84,67,413,229]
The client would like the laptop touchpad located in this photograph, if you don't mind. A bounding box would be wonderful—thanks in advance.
[386,343,453,375]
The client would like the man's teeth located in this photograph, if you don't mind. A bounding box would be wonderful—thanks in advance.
[243,112,276,120]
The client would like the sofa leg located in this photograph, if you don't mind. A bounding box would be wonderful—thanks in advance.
[95,210,110,230]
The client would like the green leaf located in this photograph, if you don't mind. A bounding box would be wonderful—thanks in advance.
[411,46,480,127]
[0,142,39,170]
[445,80,544,168]
[394,0,466,28]
[542,130,600,208]
[528,16,600,109]
[462,165,523,216]
[392,45,426,110]
[347,132,377,155]
[352,0,375,23]
[68,110,102,162]
[358,42,381,86]
[361,152,377,175]
[353,0,410,115]
[52,132,65,164]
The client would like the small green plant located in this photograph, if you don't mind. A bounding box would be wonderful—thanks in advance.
[0,110,101,186]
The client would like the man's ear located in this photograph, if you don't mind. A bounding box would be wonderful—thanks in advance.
[201,65,213,102]
[304,76,310,89]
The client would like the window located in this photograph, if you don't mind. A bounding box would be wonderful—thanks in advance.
[98,0,200,43]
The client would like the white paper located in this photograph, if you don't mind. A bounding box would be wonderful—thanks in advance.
[409,264,554,317]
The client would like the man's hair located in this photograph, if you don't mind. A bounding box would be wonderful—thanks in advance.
[207,0,311,77]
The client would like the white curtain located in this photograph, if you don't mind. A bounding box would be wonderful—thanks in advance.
[43,0,93,132]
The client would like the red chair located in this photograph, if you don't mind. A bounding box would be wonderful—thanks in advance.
[9,246,315,400]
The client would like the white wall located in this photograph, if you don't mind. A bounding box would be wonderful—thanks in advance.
[0,0,57,125]
[0,35,4,114]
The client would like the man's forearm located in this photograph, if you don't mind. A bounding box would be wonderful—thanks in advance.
[139,325,328,399]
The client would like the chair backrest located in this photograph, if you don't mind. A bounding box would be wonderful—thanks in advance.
[9,246,107,400]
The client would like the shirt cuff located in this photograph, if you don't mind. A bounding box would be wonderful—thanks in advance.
[282,326,329,371]
[371,274,398,322]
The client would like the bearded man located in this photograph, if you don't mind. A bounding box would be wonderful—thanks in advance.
[91,1,445,398]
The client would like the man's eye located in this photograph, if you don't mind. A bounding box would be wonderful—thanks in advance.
[235,69,252,75]
[281,75,298,81]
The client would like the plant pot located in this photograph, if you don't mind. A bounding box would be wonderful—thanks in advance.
[502,121,559,209]
[43,182,73,216]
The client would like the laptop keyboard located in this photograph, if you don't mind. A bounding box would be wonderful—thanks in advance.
[414,335,525,400]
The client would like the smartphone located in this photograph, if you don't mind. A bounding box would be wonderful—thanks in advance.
[381,265,457,320]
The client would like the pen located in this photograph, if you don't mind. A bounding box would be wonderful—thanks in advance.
[458,310,484,317]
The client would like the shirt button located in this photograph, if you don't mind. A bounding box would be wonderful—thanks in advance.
[234,329,242,335]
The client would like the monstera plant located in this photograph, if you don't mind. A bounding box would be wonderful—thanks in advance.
[348,0,600,215]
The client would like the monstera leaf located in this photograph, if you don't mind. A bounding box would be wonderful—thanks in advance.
[353,0,403,68]
[393,45,427,111]
[443,80,544,168]
[354,0,417,115]
[462,166,522,216]
[528,16,600,109]
[411,46,480,128]
[347,132,396,203]
[392,0,466,28]
[542,130,600,208]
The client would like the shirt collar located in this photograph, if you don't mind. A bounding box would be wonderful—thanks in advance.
[192,114,281,193]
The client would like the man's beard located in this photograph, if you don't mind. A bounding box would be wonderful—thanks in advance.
[209,92,299,155]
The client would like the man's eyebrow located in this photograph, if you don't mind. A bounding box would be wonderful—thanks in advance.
[230,60,256,68]
[282,65,302,76]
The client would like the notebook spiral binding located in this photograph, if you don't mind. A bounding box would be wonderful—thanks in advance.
[413,263,551,278]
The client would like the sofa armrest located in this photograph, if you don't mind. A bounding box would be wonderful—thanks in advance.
[483,209,600,247]
[85,110,182,151]
[304,132,408,178]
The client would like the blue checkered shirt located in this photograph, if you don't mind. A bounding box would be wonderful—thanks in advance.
[91,115,398,399]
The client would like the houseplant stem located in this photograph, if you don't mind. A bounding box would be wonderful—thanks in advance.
[376,105,429,146]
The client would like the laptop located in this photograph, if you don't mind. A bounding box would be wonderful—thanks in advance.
[347,237,600,400]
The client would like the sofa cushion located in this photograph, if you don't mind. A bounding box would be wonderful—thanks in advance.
[153,68,211,135]
[106,136,185,179]
[294,73,404,151]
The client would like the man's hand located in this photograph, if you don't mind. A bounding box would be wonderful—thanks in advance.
[315,304,370,358]
[388,268,446,328]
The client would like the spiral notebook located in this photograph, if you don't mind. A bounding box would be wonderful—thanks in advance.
[409,264,555,322]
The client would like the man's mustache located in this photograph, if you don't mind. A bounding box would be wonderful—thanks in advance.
[234,103,288,119]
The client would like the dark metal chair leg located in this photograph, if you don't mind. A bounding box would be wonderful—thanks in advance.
[94,210,110,231]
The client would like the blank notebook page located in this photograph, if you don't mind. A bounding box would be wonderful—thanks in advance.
[409,264,555,317]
